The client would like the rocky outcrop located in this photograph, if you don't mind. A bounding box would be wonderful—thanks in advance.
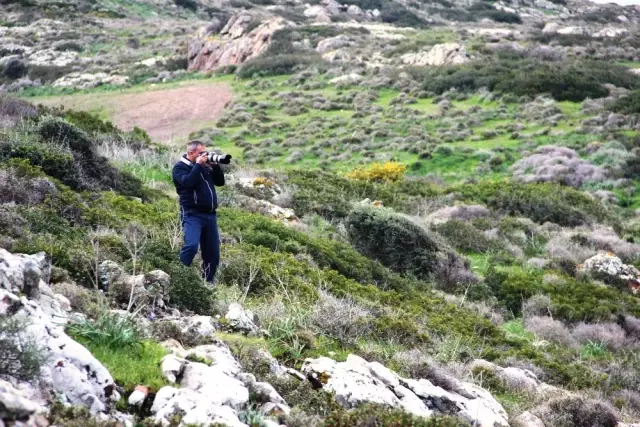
[188,13,291,72]
[152,339,287,426]
[469,360,564,397]
[401,43,469,67]
[0,250,119,420]
[302,354,509,427]
[579,253,640,294]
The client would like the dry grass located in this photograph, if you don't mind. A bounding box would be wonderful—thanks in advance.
[310,290,373,345]
[525,316,578,348]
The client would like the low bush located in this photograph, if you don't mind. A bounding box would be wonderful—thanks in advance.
[238,54,325,78]
[0,116,146,197]
[454,180,609,226]
[433,219,501,253]
[537,396,618,427]
[322,403,468,426]
[608,90,640,115]
[287,169,440,219]
[408,59,639,102]
[380,5,429,28]
[46,402,120,427]
[345,206,465,283]
[572,322,627,351]
[174,0,198,11]
[0,316,47,381]
[524,316,577,348]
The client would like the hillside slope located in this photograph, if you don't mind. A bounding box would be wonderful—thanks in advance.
[1,0,640,426]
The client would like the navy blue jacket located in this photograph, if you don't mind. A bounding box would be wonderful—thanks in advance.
[172,156,225,214]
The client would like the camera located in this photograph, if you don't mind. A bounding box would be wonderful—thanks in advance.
[205,152,232,164]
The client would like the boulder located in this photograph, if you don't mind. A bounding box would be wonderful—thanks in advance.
[304,5,332,23]
[0,380,43,423]
[515,411,545,427]
[401,43,469,67]
[127,385,149,408]
[302,354,508,427]
[223,303,259,335]
[180,362,249,410]
[160,354,185,384]
[594,28,629,38]
[579,253,640,294]
[347,5,364,16]
[316,35,352,53]
[151,387,245,427]
[189,14,290,72]
[557,26,590,36]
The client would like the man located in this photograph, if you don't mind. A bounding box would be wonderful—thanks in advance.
[172,140,225,284]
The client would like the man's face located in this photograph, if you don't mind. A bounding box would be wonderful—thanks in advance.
[187,144,207,162]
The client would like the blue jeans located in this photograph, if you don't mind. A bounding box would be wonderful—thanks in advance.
[179,211,220,284]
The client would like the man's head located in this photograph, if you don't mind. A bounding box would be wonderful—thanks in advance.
[186,140,206,162]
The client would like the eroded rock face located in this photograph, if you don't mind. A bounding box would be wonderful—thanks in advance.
[0,250,118,417]
[188,14,290,72]
[401,43,469,67]
[302,354,509,427]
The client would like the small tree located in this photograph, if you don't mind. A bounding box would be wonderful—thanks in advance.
[0,317,47,381]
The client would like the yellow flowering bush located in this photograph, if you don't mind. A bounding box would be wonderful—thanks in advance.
[346,161,407,183]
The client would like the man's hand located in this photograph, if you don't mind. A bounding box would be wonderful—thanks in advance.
[196,153,208,165]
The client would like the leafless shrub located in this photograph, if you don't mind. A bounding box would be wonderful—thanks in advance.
[0,169,58,206]
[535,396,618,427]
[572,322,626,351]
[51,282,104,315]
[0,94,38,128]
[618,315,640,339]
[614,389,640,415]
[310,290,373,345]
[546,233,597,265]
[511,145,606,188]
[582,227,640,263]
[523,294,553,319]
[425,204,490,224]
[392,348,467,391]
[525,316,578,348]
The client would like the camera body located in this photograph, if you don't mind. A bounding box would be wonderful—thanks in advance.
[205,152,232,164]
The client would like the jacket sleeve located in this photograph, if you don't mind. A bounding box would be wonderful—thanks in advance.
[172,163,202,189]
[211,164,225,187]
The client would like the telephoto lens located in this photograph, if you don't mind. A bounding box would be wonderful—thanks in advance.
[206,153,233,164]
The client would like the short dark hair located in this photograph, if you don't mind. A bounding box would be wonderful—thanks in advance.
[187,140,204,153]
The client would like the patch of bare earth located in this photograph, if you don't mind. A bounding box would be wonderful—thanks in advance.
[37,82,233,144]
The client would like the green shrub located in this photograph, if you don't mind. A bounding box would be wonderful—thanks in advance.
[34,116,146,197]
[486,266,640,321]
[141,237,215,314]
[345,206,453,281]
[433,219,501,253]
[0,316,48,381]
[454,181,609,226]
[46,402,120,427]
[174,0,198,11]
[380,5,428,28]
[1,58,27,80]
[608,90,640,115]
[238,54,325,78]
[408,59,639,102]
[322,403,469,426]
[64,110,119,135]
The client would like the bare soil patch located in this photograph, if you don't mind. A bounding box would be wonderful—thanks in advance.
[36,81,233,144]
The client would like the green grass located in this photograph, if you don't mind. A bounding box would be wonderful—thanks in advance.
[76,339,168,392]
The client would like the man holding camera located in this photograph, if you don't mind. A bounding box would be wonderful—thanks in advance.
[172,140,230,285]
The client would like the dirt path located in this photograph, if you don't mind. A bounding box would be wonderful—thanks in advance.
[36,81,233,144]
